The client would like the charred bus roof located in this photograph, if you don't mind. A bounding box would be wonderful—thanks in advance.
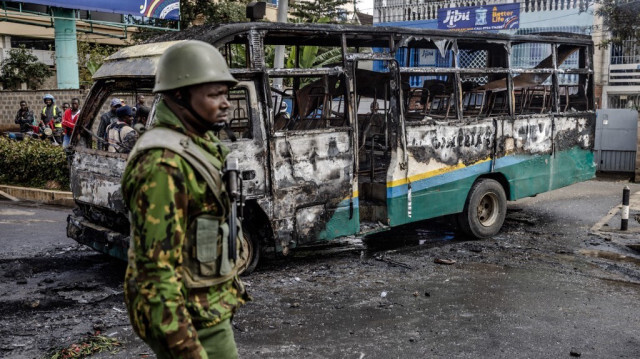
[92,41,182,80]
[147,22,593,48]
[94,22,592,80]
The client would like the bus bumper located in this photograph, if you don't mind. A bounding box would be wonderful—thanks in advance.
[66,214,129,261]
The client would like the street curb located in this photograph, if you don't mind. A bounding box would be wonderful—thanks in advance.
[0,184,74,207]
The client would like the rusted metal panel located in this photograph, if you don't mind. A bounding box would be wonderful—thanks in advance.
[269,130,355,244]
[406,119,495,168]
[70,148,128,215]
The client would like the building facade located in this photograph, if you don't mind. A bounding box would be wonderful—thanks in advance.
[372,0,632,110]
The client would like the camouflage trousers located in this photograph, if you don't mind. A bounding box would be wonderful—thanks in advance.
[149,319,238,359]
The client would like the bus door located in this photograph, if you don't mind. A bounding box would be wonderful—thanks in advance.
[219,80,268,200]
[352,59,407,232]
[267,71,358,248]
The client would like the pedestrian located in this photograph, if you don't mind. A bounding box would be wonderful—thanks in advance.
[106,105,138,153]
[135,94,146,109]
[132,105,150,134]
[14,100,34,133]
[121,40,249,359]
[40,94,61,130]
[97,98,122,149]
[61,98,81,148]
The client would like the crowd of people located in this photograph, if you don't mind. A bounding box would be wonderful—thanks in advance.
[14,94,75,147]
[13,94,150,152]
[97,95,149,153]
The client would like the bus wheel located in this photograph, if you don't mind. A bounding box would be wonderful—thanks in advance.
[239,226,261,276]
[458,178,506,239]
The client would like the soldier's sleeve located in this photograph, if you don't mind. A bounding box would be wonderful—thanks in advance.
[125,153,207,359]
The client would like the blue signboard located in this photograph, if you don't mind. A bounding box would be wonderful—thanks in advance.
[438,4,519,31]
[20,0,180,20]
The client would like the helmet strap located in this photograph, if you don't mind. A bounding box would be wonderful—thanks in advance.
[166,90,234,141]
[167,90,208,131]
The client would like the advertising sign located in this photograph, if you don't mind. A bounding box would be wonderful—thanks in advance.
[418,49,437,66]
[20,0,180,20]
[438,4,519,31]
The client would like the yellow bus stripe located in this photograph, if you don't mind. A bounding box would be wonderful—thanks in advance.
[387,157,492,188]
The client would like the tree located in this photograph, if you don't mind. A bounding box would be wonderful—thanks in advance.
[131,0,250,44]
[181,0,249,27]
[596,0,640,47]
[290,0,352,23]
[77,39,118,88]
[0,45,52,90]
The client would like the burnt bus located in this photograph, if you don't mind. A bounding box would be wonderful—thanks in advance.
[66,23,596,271]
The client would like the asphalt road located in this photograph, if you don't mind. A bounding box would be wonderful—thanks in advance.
[1,178,639,358]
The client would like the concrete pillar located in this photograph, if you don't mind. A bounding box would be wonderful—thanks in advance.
[635,113,640,182]
[272,0,288,90]
[0,35,10,49]
[53,8,79,89]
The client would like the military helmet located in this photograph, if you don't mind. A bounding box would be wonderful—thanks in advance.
[153,40,238,93]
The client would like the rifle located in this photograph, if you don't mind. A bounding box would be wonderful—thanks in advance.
[224,158,241,261]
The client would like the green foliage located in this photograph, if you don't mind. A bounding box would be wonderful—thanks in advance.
[290,0,351,23]
[284,18,342,71]
[0,45,52,90]
[596,0,640,48]
[131,0,249,44]
[0,136,69,189]
[181,0,249,28]
[77,39,118,87]
[286,45,319,69]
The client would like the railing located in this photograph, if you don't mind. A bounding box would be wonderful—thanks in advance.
[610,56,640,65]
[374,0,589,23]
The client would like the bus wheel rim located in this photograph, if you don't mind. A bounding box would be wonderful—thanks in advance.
[477,192,499,227]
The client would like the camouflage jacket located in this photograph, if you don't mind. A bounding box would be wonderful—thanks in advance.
[121,100,249,358]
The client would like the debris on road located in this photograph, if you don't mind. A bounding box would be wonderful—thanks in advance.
[434,258,456,265]
[48,332,121,359]
[374,254,412,269]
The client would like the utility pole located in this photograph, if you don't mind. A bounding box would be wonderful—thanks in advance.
[272,0,288,90]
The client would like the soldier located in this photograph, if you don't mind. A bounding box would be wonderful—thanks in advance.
[121,40,249,359]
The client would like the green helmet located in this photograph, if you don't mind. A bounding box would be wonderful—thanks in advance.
[153,40,238,93]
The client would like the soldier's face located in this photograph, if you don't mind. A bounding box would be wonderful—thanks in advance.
[188,83,230,127]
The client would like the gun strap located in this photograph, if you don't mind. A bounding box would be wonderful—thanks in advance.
[127,127,226,217]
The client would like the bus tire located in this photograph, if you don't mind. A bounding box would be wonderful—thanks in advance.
[458,178,507,239]
[239,225,261,276]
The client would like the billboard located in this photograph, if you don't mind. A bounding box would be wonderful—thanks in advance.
[20,0,180,20]
[438,4,519,31]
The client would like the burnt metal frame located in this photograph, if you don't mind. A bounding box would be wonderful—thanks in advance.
[189,23,593,127]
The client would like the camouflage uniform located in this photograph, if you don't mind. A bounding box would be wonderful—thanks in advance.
[122,99,249,359]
